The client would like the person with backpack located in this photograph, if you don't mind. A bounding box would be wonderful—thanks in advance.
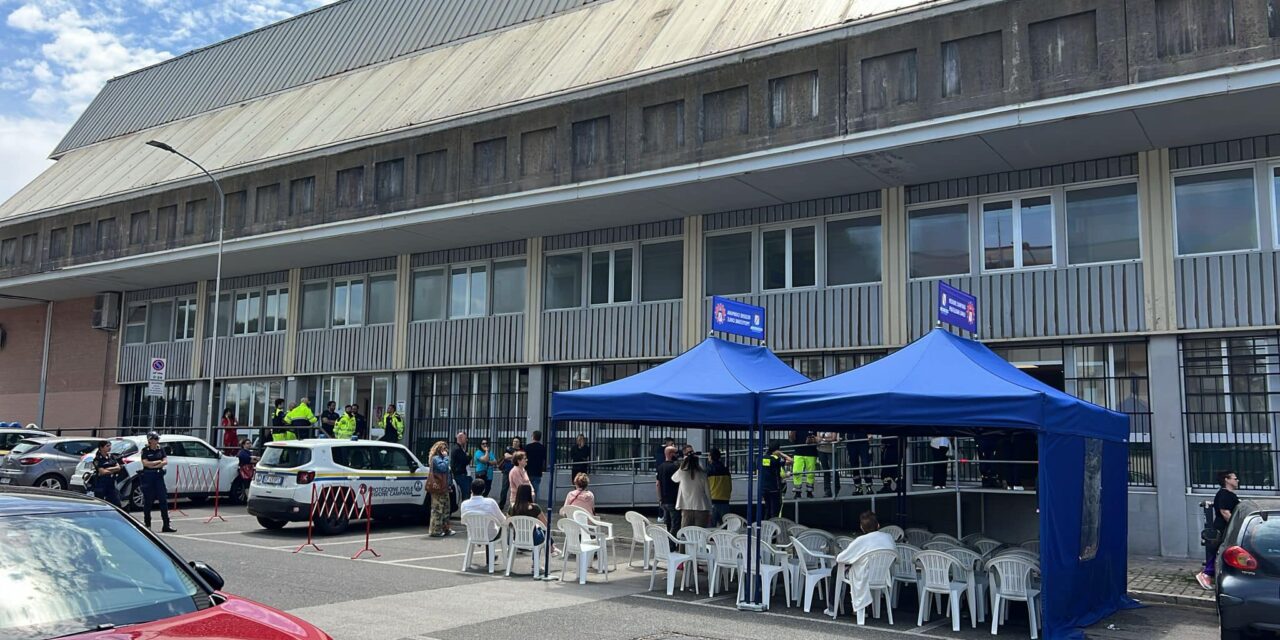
[1196,470,1240,590]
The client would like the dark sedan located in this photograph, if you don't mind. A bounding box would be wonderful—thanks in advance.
[1216,499,1280,639]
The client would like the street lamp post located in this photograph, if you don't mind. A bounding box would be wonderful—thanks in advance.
[146,140,225,443]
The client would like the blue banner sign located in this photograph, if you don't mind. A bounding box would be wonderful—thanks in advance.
[937,281,978,333]
[711,296,766,340]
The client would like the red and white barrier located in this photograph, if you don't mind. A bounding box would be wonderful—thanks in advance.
[165,464,225,522]
[293,482,379,559]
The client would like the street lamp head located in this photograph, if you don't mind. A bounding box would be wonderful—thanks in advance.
[145,140,176,153]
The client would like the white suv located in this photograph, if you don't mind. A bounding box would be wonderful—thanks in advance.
[70,434,245,510]
[247,440,430,535]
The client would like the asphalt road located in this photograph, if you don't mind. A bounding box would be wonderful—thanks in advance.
[154,504,1219,640]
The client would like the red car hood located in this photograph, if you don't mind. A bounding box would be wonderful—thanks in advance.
[67,594,329,640]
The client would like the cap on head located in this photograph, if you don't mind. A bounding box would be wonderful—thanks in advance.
[147,431,161,441]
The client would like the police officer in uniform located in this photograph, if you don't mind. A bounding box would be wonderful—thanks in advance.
[267,398,288,444]
[760,444,792,520]
[139,432,176,532]
[91,440,124,507]
[380,404,404,443]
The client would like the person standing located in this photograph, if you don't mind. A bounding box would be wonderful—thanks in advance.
[138,432,176,533]
[877,435,900,494]
[266,398,286,447]
[320,401,340,439]
[353,404,369,440]
[220,409,239,454]
[672,451,712,529]
[569,434,591,478]
[237,438,255,487]
[817,431,840,498]
[1196,470,1241,589]
[524,431,547,498]
[334,405,357,440]
[507,451,533,507]
[930,436,951,489]
[705,448,732,527]
[791,429,819,499]
[845,430,872,495]
[451,432,471,502]
[473,439,497,497]
[380,404,404,443]
[655,445,681,535]
[500,437,523,507]
[760,445,791,520]
[283,397,317,440]
[90,440,123,507]
[426,441,455,537]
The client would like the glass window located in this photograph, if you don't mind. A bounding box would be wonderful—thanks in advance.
[1022,196,1053,267]
[590,248,633,305]
[544,253,583,310]
[175,298,197,340]
[205,293,231,338]
[233,290,261,336]
[332,278,365,327]
[301,281,329,330]
[263,287,288,333]
[762,227,814,290]
[827,215,881,285]
[124,304,146,344]
[910,203,970,278]
[982,200,1014,270]
[983,195,1053,271]
[449,265,488,318]
[705,232,752,295]
[492,259,527,314]
[1175,168,1258,255]
[145,300,173,343]
[641,241,683,301]
[1066,183,1141,264]
[368,274,396,325]
[411,268,446,321]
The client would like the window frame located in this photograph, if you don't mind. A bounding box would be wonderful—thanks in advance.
[124,302,148,345]
[588,244,636,307]
[907,198,974,280]
[823,210,883,288]
[759,221,819,291]
[543,249,588,310]
[232,289,263,337]
[490,258,528,315]
[1270,162,1280,250]
[302,273,397,330]
[978,190,1057,273]
[1062,178,1144,267]
[330,277,367,328]
[703,228,758,296]
[263,286,289,333]
[410,267,448,322]
[447,263,489,319]
[1171,162,1263,258]
[638,238,684,302]
[175,297,198,341]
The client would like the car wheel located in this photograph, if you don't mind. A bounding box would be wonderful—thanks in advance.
[35,474,67,491]
[229,479,249,505]
[315,511,350,536]
[256,516,288,530]
[127,481,145,512]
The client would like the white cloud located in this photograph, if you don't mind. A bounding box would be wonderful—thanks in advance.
[0,114,70,207]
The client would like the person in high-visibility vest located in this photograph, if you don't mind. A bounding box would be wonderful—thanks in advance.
[283,397,318,440]
[269,398,291,442]
[380,405,404,443]
[334,405,357,440]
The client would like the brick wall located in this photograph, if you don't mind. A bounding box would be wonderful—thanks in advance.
[0,297,119,431]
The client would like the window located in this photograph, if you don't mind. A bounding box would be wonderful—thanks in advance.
[492,259,527,314]
[761,225,815,290]
[301,281,329,330]
[289,177,315,216]
[450,265,488,318]
[336,166,365,207]
[641,241,683,301]
[48,228,66,260]
[129,211,148,245]
[96,218,117,252]
[590,248,633,305]
[1175,168,1258,255]
[769,71,819,128]
[544,253,583,310]
[20,234,36,263]
[264,287,288,333]
[375,159,404,201]
[72,223,92,256]
[233,290,261,336]
[205,293,232,338]
[332,278,365,327]
[909,203,970,278]
[145,300,173,343]
[982,195,1053,270]
[411,269,446,321]
[124,304,147,344]
[368,274,397,325]
[1182,335,1279,490]
[157,206,177,244]
[1066,183,1141,264]
[0,238,14,267]
[705,232,752,295]
[175,298,197,340]
[183,199,202,235]
[1274,167,1280,247]
[255,184,281,222]
[827,215,881,285]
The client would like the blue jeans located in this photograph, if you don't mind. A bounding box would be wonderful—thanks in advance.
[453,475,470,504]
[711,501,730,528]
[528,474,543,499]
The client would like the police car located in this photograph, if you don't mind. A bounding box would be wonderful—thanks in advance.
[247,440,430,535]
[70,434,245,510]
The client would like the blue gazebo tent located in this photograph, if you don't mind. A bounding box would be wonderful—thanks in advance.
[757,328,1137,639]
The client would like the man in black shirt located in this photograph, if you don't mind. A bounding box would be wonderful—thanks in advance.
[525,431,547,497]
[760,445,792,519]
[319,401,339,439]
[655,445,681,534]
[1197,470,1241,589]
[451,432,471,503]
[569,434,591,478]
[139,432,176,532]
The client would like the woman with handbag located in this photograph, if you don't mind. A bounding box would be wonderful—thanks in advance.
[426,441,455,537]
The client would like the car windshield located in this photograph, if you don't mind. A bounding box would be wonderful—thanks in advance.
[0,509,205,637]
[9,440,41,456]
[109,440,138,457]
[258,446,311,469]
[1243,514,1280,574]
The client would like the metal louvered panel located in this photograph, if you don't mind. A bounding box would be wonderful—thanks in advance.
[301,257,397,279]
[118,341,195,383]
[699,287,882,352]
[124,283,197,303]
[543,219,683,251]
[200,335,286,378]
[540,301,682,362]
[1176,252,1280,330]
[294,325,395,373]
[406,314,526,369]
[906,262,1146,341]
[411,240,526,268]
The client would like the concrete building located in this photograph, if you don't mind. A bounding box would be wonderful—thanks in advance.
[0,0,1277,556]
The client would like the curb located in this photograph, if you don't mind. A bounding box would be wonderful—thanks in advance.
[1129,590,1215,610]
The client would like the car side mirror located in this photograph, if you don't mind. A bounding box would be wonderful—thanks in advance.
[189,560,225,591]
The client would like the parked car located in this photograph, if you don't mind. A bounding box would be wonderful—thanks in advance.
[1215,499,1280,639]
[70,434,247,510]
[0,485,331,639]
[0,436,100,490]
[248,440,428,534]
[0,426,51,456]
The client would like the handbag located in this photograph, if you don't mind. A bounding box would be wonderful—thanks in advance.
[425,471,448,495]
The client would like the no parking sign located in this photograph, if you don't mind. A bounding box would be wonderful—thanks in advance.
[146,358,166,397]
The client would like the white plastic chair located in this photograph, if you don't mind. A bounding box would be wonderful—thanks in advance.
[890,543,921,608]
[571,510,616,571]
[1020,540,1040,554]
[932,533,963,545]
[708,530,742,595]
[961,532,985,545]
[770,517,796,542]
[624,511,654,568]
[758,520,783,544]
[914,550,969,632]
[987,555,1042,639]
[560,504,591,520]
[734,537,793,609]
[721,513,747,532]
[793,530,833,555]
[833,535,855,551]
[460,513,505,573]
[924,540,961,552]
[647,524,693,596]
[558,519,604,585]
[903,528,932,548]
[880,525,904,542]
[789,537,834,613]
[678,526,714,594]
[842,548,898,625]
[505,515,548,578]
[947,547,988,625]
[973,539,1003,556]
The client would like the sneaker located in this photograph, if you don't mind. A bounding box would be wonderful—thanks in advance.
[443,530,457,537]
[657,517,665,524]
[1195,572,1213,590]
[933,485,945,490]
[161,525,177,533]
[430,532,445,538]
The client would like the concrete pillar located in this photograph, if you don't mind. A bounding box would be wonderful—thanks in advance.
[526,364,546,440]
[881,187,909,347]
[282,268,302,375]
[393,254,411,371]
[681,214,705,351]
[1138,149,1178,332]
[524,237,544,364]
[1149,334,1190,557]
[393,371,412,409]
[192,380,212,432]
[191,280,208,375]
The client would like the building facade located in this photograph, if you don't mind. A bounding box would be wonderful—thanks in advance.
[1,0,1279,557]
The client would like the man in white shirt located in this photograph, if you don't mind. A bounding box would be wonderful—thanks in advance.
[828,511,898,617]
[459,478,505,541]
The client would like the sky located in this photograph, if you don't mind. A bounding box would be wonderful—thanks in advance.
[0,0,333,205]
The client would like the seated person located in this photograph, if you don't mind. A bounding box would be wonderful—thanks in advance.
[837,511,897,564]
[459,479,505,542]
[562,473,596,515]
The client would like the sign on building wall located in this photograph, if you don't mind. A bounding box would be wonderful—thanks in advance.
[711,296,766,341]
[146,358,166,398]
[937,282,978,334]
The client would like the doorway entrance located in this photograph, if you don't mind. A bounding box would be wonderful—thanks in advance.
[321,374,394,437]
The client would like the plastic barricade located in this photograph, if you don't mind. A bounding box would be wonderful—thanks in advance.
[294,482,380,559]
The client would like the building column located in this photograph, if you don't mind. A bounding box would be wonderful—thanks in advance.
[524,236,544,365]
[192,380,212,431]
[1149,334,1189,557]
[393,254,410,372]
[526,364,546,440]
[881,187,909,347]
[282,267,302,376]
[681,214,704,351]
[191,281,208,375]
[1139,149,1178,333]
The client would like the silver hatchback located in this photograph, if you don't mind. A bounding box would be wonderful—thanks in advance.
[0,437,99,490]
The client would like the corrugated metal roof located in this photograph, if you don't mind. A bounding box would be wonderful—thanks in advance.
[52,0,606,156]
[5,0,948,220]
